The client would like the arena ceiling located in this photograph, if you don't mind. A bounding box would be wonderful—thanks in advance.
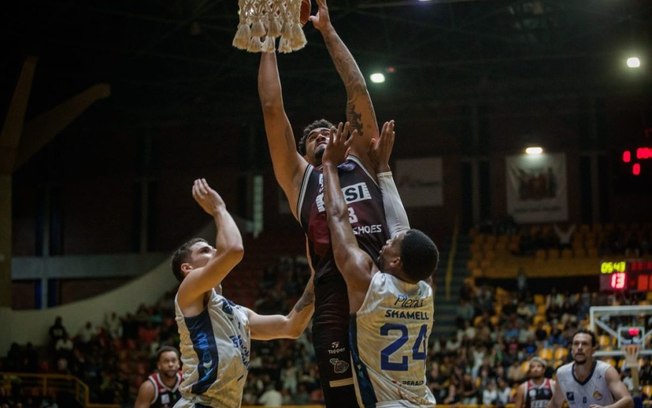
[1,0,651,129]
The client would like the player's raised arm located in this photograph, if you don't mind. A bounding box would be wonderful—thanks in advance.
[258,51,308,218]
[322,123,377,311]
[176,179,244,315]
[370,120,410,237]
[310,0,379,170]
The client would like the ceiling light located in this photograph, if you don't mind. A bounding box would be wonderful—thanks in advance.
[626,57,641,69]
[525,146,543,155]
[370,73,385,83]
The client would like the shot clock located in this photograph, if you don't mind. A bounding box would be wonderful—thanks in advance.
[599,259,652,292]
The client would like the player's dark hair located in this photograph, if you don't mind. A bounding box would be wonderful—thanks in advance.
[156,345,179,361]
[400,229,439,281]
[298,119,334,156]
[171,238,206,282]
[572,328,597,347]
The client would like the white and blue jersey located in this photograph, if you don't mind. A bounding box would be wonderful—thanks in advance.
[556,360,615,408]
[350,272,436,407]
[174,289,251,408]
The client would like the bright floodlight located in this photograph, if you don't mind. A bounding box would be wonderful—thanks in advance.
[626,57,641,68]
[525,146,543,155]
[370,73,385,83]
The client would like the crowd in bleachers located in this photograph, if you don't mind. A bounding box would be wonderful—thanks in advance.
[468,221,652,281]
[476,220,652,259]
[3,224,652,407]
[429,277,652,405]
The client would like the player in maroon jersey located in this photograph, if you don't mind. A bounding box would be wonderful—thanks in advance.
[134,346,182,408]
[258,1,406,402]
[514,357,555,408]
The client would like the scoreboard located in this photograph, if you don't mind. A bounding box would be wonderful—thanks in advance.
[599,259,652,292]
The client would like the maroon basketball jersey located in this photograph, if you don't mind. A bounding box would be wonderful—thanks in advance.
[298,156,388,279]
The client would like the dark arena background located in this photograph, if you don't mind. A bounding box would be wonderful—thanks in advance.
[1,0,651,407]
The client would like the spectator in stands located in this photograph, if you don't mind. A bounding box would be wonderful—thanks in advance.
[459,371,478,405]
[293,383,311,404]
[516,267,528,297]
[280,359,298,395]
[258,383,283,407]
[54,333,73,362]
[482,379,499,406]
[5,343,22,372]
[48,316,67,350]
[77,321,96,349]
[104,312,122,339]
[553,223,575,250]
[172,179,315,407]
[457,299,475,328]
[428,362,448,401]
[22,343,39,373]
[496,377,512,407]
[134,346,181,408]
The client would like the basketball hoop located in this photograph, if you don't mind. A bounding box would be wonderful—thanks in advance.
[622,344,641,369]
[233,0,307,53]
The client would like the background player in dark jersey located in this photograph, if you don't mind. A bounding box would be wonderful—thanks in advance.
[514,357,555,408]
[134,346,182,408]
[257,0,404,405]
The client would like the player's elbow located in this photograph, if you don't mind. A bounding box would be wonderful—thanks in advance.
[284,322,304,339]
[224,244,245,265]
[621,395,634,408]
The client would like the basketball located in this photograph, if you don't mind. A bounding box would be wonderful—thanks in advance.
[300,0,311,26]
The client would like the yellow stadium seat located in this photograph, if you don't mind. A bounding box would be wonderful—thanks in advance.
[534,294,545,305]
[480,259,493,269]
[574,248,587,258]
[553,347,569,361]
[537,304,547,315]
[548,248,560,259]
[642,384,652,398]
[598,335,612,349]
[490,315,500,326]
[538,347,553,360]
[561,248,573,259]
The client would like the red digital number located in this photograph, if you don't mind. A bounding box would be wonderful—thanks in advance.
[611,273,627,289]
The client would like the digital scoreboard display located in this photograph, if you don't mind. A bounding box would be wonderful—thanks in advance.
[599,260,652,292]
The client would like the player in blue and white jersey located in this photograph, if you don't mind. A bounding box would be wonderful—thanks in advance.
[171,178,315,408]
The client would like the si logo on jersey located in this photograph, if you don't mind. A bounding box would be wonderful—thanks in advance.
[566,392,575,402]
[315,182,372,212]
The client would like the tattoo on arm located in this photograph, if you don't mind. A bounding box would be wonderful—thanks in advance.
[293,288,315,313]
[346,104,363,136]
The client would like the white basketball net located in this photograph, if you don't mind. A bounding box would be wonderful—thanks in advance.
[622,344,640,369]
[233,0,307,53]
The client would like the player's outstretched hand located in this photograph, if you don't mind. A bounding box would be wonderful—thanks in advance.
[323,122,354,167]
[192,178,226,216]
[369,120,396,173]
[309,0,332,32]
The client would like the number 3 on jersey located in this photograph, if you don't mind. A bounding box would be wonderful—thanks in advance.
[380,323,428,371]
[348,207,358,223]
